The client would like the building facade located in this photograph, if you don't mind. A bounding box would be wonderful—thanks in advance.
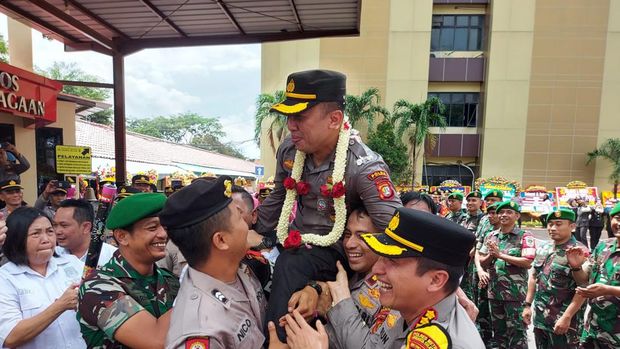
[259,0,620,192]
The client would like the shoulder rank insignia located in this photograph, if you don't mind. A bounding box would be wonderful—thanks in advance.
[406,323,451,349]
[212,289,229,305]
[186,337,209,349]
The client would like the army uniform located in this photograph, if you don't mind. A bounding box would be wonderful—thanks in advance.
[474,212,495,347]
[531,236,585,348]
[480,219,536,348]
[77,251,180,348]
[460,209,484,301]
[581,237,620,347]
[255,70,402,339]
[326,273,402,349]
[166,264,266,349]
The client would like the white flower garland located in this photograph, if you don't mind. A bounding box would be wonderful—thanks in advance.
[276,117,351,247]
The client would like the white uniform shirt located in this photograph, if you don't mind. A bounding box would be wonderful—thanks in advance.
[55,242,117,268]
[0,255,86,349]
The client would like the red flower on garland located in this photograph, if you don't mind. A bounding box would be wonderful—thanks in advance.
[283,230,302,249]
[320,184,331,197]
[343,122,351,130]
[283,177,296,190]
[331,181,346,198]
[296,181,311,195]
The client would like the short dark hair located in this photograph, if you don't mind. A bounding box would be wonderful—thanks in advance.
[59,199,94,225]
[414,256,463,294]
[232,185,254,211]
[166,205,233,267]
[401,191,438,214]
[4,207,55,265]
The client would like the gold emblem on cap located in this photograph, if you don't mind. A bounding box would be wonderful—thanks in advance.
[510,202,515,208]
[9,180,15,185]
[121,188,127,193]
[554,210,561,218]
[286,79,295,93]
[388,212,400,231]
[224,180,232,198]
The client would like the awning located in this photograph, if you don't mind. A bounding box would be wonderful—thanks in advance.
[173,162,255,178]
[92,157,181,177]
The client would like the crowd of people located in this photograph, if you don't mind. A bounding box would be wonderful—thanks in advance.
[0,69,618,349]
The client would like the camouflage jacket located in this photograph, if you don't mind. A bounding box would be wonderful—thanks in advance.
[461,210,483,234]
[532,237,586,332]
[77,251,180,349]
[480,227,536,301]
[475,215,492,250]
[582,238,620,346]
[445,209,466,225]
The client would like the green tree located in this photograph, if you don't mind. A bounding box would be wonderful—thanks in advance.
[367,115,409,184]
[36,62,113,125]
[191,134,246,159]
[0,36,8,63]
[587,138,620,199]
[393,97,447,185]
[128,112,224,144]
[254,90,287,153]
[345,87,389,132]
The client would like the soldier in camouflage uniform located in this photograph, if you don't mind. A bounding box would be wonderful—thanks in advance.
[567,202,620,348]
[460,191,484,301]
[77,193,179,348]
[479,201,536,349]
[523,208,586,348]
[445,191,466,224]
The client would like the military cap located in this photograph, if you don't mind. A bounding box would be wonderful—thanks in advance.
[0,179,22,191]
[116,185,141,199]
[610,202,620,217]
[483,190,504,200]
[486,202,501,212]
[106,193,167,230]
[430,189,442,196]
[546,208,576,222]
[466,191,482,199]
[495,200,521,213]
[270,69,346,116]
[52,181,71,194]
[131,174,150,184]
[160,175,233,229]
[447,191,464,201]
[361,207,475,267]
[164,186,174,195]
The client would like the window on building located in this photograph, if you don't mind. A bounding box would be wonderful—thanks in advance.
[431,15,484,51]
[35,127,63,194]
[422,164,479,187]
[428,92,479,127]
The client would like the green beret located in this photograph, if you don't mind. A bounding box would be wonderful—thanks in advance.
[546,208,576,222]
[467,191,482,199]
[483,190,504,200]
[495,200,521,213]
[106,193,167,230]
[610,203,620,217]
[448,192,464,201]
[487,202,501,212]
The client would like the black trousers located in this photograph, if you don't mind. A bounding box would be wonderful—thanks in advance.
[589,226,603,250]
[577,226,589,246]
[265,245,344,341]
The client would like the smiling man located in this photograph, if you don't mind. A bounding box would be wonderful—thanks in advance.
[77,193,179,349]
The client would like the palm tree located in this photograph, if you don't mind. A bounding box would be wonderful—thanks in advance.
[345,88,389,132]
[254,90,287,153]
[393,97,447,186]
[587,138,620,199]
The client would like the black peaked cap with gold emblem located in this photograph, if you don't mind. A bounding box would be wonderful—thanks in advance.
[270,69,346,116]
[159,175,233,229]
[52,181,71,194]
[131,174,150,184]
[0,179,23,191]
[361,207,475,267]
[116,185,141,200]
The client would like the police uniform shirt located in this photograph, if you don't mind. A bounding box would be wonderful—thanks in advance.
[255,132,402,236]
[166,264,267,349]
[0,254,86,349]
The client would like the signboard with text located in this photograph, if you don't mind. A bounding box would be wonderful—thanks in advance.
[555,186,599,208]
[56,145,92,174]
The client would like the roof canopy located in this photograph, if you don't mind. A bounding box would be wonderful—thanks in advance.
[1,0,361,55]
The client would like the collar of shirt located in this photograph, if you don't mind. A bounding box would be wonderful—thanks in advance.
[305,149,337,174]
[553,235,578,251]
[187,266,252,304]
[55,246,88,262]
[101,250,158,280]
[2,255,70,277]
[404,292,457,334]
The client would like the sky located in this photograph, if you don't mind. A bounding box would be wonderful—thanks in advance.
[0,14,262,159]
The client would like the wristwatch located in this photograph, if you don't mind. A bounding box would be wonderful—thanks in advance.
[523,301,532,307]
[570,266,582,272]
[252,236,276,251]
[307,281,323,296]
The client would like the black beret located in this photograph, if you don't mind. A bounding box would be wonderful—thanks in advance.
[361,207,475,267]
[106,193,167,230]
[159,175,233,229]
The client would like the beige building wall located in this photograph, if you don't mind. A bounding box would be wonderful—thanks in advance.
[522,0,610,189]
[594,0,620,192]
[479,0,536,183]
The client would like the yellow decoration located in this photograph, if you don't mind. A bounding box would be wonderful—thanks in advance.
[361,234,407,256]
[358,293,374,309]
[286,79,295,93]
[224,180,232,198]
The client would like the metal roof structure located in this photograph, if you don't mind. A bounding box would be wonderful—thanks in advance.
[0,0,361,184]
[1,0,361,55]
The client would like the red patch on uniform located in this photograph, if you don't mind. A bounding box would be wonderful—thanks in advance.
[375,179,395,200]
[186,337,209,349]
[367,170,389,181]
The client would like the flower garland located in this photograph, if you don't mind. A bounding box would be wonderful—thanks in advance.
[276,117,351,247]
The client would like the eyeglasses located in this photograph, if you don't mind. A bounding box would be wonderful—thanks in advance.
[28,230,55,239]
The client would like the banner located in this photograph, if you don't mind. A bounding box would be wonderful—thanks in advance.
[519,185,554,214]
[476,176,520,201]
[555,186,598,208]
[600,191,619,208]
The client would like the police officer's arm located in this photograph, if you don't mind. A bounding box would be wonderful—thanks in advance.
[113,309,172,348]
[255,142,289,233]
[356,164,402,231]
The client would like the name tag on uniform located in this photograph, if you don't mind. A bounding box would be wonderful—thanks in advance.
[236,318,252,342]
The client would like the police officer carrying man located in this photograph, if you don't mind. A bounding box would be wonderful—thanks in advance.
[566,202,620,348]
[160,176,267,349]
[253,69,401,340]
[77,192,179,348]
[479,201,536,349]
[522,208,586,348]
[444,191,466,224]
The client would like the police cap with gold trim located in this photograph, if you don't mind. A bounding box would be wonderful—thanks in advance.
[361,207,475,267]
[116,185,141,199]
[131,174,150,185]
[160,175,233,229]
[0,179,22,191]
[52,181,71,194]
[270,69,346,116]
[546,208,576,222]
